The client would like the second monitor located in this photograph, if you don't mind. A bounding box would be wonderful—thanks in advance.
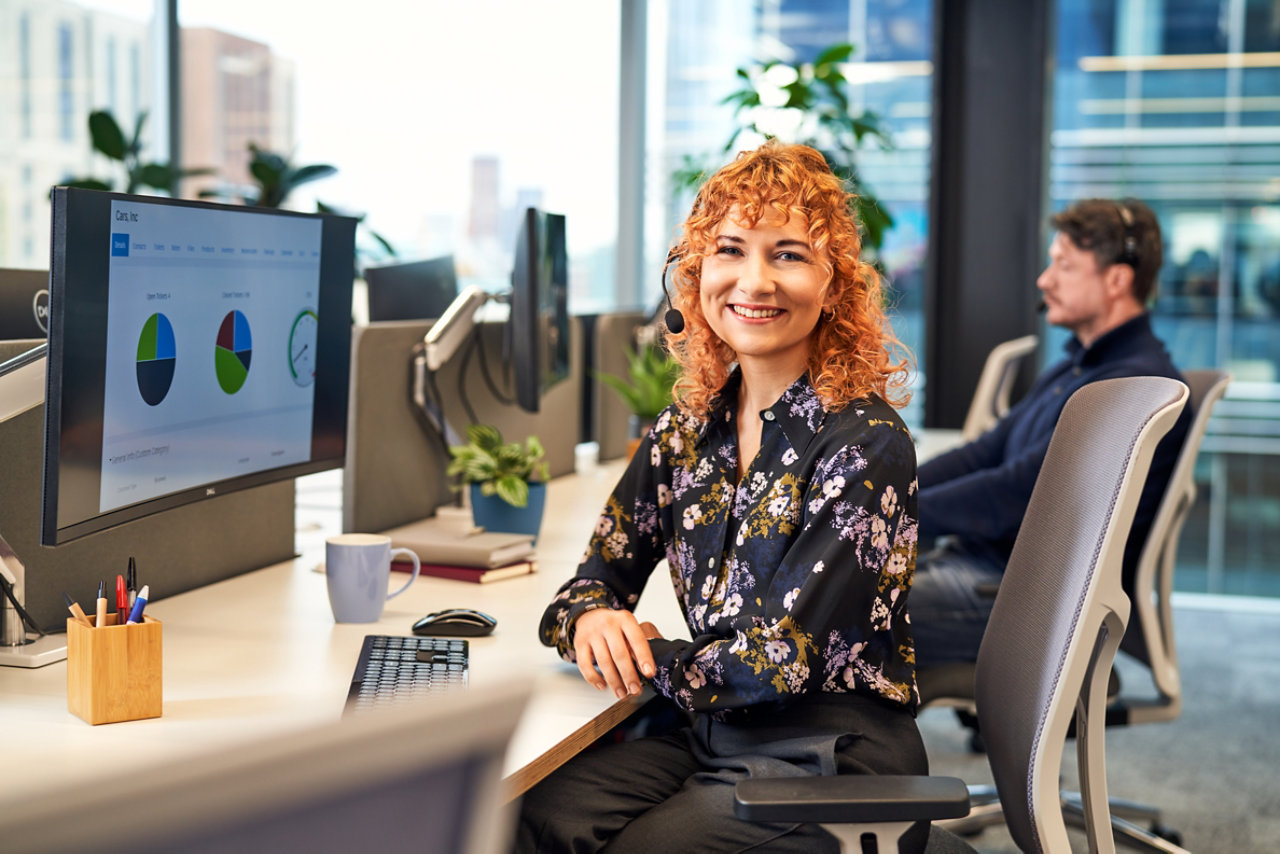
[365,255,459,323]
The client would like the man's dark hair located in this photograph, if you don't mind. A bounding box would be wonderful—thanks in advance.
[1049,198,1163,304]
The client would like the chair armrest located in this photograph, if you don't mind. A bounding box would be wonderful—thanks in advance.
[733,775,971,824]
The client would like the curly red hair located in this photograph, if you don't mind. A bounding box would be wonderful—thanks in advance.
[664,141,911,416]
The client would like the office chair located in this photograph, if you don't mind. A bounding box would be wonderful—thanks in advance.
[734,376,1189,853]
[921,370,1228,852]
[961,334,1039,440]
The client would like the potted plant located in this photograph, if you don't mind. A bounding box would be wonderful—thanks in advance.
[446,424,550,541]
[595,340,681,458]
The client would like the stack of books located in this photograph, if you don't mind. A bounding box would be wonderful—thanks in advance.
[383,516,537,584]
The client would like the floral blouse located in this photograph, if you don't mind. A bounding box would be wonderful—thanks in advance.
[539,372,920,718]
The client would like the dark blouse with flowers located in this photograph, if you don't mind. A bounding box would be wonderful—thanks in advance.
[538,373,920,719]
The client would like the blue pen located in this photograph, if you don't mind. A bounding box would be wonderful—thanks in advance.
[125,584,149,625]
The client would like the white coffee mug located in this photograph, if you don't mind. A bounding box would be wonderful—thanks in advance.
[325,534,421,623]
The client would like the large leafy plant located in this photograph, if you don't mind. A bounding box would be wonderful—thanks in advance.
[595,341,681,421]
[63,110,211,194]
[446,424,549,508]
[674,43,894,251]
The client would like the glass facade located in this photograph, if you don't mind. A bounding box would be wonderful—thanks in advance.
[651,0,934,428]
[1049,0,1280,596]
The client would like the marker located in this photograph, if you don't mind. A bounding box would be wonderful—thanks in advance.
[62,591,93,628]
[127,557,138,609]
[95,580,107,628]
[125,585,149,625]
[116,574,128,626]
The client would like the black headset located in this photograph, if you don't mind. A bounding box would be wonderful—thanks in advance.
[1115,201,1141,269]
[659,248,685,333]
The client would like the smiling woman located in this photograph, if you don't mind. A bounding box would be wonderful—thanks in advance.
[518,142,927,854]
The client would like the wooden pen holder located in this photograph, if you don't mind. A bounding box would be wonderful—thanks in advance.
[66,614,163,725]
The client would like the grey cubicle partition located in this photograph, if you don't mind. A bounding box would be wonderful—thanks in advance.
[343,317,584,536]
[591,311,649,462]
[0,340,296,634]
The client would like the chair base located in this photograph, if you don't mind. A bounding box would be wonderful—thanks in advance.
[934,785,1190,853]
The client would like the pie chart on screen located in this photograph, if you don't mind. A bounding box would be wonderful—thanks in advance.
[136,312,176,406]
[215,309,252,394]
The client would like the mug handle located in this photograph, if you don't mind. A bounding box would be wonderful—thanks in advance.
[386,548,421,599]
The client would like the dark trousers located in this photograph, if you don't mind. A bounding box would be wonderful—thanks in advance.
[515,693,929,854]
[909,539,1005,668]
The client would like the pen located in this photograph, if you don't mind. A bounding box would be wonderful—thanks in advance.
[116,574,128,626]
[127,557,138,609]
[95,580,107,628]
[125,584,149,625]
[62,591,94,628]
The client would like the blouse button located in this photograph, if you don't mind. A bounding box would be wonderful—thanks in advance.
[708,558,716,568]
[762,410,776,422]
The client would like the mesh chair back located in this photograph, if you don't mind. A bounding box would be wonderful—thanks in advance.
[972,377,1188,853]
[962,334,1039,440]
[1121,370,1230,694]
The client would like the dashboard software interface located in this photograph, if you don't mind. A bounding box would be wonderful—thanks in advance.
[98,198,322,512]
[42,187,355,545]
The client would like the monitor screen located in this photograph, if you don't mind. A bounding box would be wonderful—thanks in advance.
[365,255,458,322]
[0,267,50,339]
[510,208,569,413]
[41,188,357,545]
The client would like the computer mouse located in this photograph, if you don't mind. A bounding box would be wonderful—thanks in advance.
[412,608,497,637]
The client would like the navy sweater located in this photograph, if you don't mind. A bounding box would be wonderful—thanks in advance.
[919,313,1191,590]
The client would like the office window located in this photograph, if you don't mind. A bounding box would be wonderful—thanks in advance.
[106,37,117,115]
[650,0,933,428]
[19,13,32,139]
[1049,0,1280,598]
[175,1,619,315]
[58,23,75,142]
[0,0,157,269]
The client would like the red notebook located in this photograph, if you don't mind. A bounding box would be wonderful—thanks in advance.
[392,558,537,584]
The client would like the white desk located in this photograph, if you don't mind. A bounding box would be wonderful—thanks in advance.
[1,428,961,813]
[0,459,684,809]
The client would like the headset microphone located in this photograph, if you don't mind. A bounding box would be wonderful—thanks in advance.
[660,250,685,333]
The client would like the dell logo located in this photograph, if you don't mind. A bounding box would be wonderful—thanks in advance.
[34,289,49,334]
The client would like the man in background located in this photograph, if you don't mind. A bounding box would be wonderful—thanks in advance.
[910,197,1191,668]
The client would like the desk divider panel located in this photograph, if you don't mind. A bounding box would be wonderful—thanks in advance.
[343,317,584,535]
[0,340,296,633]
[591,311,648,462]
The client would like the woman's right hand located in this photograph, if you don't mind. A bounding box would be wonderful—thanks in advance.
[572,608,658,699]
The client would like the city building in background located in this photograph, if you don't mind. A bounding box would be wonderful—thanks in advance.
[179,26,295,200]
[0,0,154,267]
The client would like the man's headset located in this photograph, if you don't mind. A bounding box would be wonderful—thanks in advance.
[1115,201,1141,269]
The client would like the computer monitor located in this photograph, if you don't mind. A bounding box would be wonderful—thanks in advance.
[510,208,569,413]
[0,679,532,854]
[41,188,357,545]
[416,207,569,426]
[365,255,459,322]
[0,268,50,339]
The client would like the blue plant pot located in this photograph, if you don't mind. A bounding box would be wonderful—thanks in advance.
[470,482,546,544]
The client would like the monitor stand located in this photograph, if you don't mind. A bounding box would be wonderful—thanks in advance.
[0,635,67,668]
[0,530,66,668]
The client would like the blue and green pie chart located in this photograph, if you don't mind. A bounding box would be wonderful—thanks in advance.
[136,313,176,406]
[215,310,252,394]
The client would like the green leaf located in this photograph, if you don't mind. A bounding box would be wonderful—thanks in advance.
[87,111,127,161]
[494,476,529,508]
[288,163,337,186]
[466,423,502,451]
[137,162,176,192]
[128,112,148,156]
